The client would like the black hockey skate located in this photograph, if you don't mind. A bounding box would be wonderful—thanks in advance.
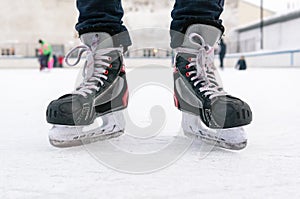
[173,24,252,129]
[46,32,128,147]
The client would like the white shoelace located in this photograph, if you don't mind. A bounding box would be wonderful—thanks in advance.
[65,39,123,97]
[175,33,227,99]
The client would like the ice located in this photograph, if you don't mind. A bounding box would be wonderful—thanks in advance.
[1,62,300,198]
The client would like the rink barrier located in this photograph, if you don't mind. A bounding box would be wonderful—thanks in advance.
[223,49,300,68]
[0,56,85,69]
[1,49,300,68]
[0,56,39,69]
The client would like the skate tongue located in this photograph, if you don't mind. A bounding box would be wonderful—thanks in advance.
[81,32,114,49]
[182,24,222,49]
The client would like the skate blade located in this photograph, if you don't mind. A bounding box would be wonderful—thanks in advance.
[49,110,126,148]
[184,131,247,151]
[49,130,124,148]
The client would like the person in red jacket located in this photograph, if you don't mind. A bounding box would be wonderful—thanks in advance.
[58,55,64,68]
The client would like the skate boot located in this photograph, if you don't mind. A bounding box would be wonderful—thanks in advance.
[46,32,128,147]
[173,24,252,150]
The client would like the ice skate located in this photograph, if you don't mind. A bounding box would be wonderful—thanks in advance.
[173,24,252,129]
[182,112,247,150]
[46,32,129,147]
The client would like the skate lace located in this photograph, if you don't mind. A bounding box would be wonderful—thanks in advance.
[175,33,227,99]
[65,37,123,97]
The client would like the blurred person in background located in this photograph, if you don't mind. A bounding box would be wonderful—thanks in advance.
[236,56,247,70]
[52,54,58,68]
[58,55,64,68]
[38,39,54,71]
[219,38,226,69]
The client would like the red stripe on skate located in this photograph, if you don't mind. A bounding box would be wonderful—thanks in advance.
[122,88,129,106]
[174,94,179,108]
[173,67,178,73]
[121,65,126,73]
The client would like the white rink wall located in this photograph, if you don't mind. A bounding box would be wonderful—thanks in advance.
[222,50,300,68]
[0,57,40,69]
[1,51,300,69]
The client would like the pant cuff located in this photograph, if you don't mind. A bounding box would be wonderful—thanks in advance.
[78,26,132,50]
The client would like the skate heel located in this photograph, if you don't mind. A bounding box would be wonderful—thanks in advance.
[49,110,125,148]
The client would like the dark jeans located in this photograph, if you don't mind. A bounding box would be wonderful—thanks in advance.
[76,0,224,48]
[40,54,50,70]
[219,54,225,69]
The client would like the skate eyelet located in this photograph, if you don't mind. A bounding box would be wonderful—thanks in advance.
[186,72,190,77]
[188,57,192,62]
[108,64,113,68]
[185,65,190,69]
[107,57,112,61]
[104,70,109,75]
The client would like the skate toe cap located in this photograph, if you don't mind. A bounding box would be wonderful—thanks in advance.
[211,97,252,128]
[46,99,83,125]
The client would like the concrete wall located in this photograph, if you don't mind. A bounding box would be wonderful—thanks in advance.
[0,0,278,58]
[221,0,275,53]
[238,16,300,52]
[0,0,79,56]
[238,1,274,27]
[264,17,300,50]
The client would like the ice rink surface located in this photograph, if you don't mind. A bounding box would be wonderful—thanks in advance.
[1,62,300,198]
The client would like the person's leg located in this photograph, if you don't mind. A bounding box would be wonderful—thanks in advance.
[46,0,129,147]
[76,0,131,48]
[41,55,48,69]
[171,0,252,150]
[220,55,224,69]
[170,0,225,48]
